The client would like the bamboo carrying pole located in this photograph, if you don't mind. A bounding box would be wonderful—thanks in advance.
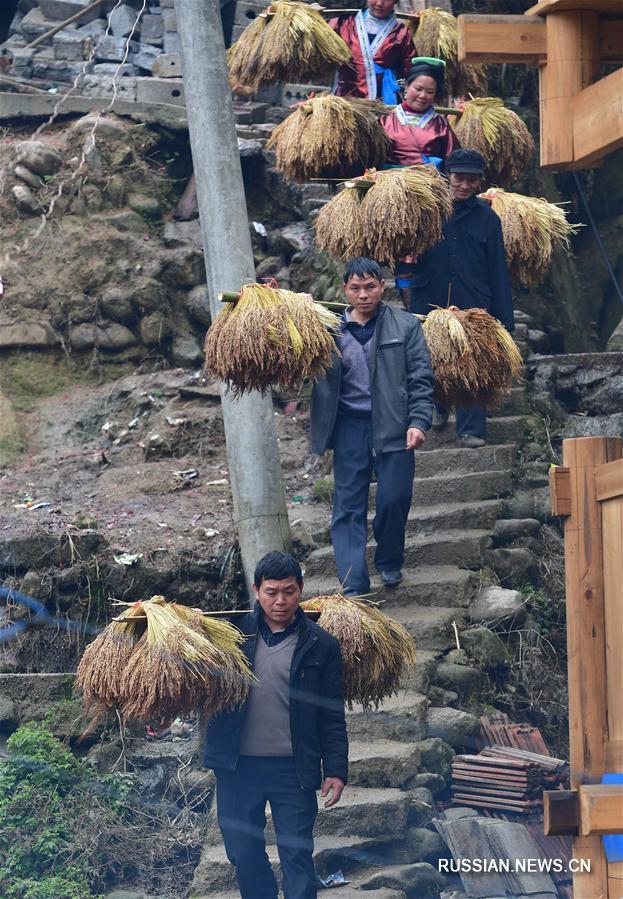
[175,0,292,596]
[218,290,348,310]
[259,6,419,19]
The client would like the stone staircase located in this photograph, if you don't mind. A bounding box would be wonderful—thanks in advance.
[189,388,530,898]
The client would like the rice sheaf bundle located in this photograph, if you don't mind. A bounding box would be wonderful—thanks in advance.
[411,7,487,99]
[480,188,580,288]
[453,98,534,185]
[204,283,340,394]
[422,305,522,409]
[76,596,254,729]
[266,94,391,182]
[300,595,416,709]
[227,0,351,94]
[314,183,366,261]
[360,165,453,267]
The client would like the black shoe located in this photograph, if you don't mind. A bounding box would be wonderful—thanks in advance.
[432,408,449,431]
[380,570,403,587]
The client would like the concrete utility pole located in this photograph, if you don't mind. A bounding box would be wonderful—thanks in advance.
[175,0,292,596]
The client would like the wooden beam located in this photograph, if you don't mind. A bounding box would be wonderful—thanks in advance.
[595,457,623,501]
[543,789,579,835]
[608,862,623,898]
[457,14,622,63]
[458,15,546,63]
[549,465,572,516]
[579,785,623,836]
[527,0,623,14]
[601,497,623,816]
[539,10,600,168]
[572,66,623,166]
[561,436,622,899]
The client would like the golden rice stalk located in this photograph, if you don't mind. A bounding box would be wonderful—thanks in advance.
[411,8,487,99]
[360,165,453,267]
[300,595,416,709]
[119,597,254,727]
[76,602,145,719]
[204,284,340,394]
[422,305,523,409]
[266,94,391,182]
[481,188,580,287]
[453,98,534,185]
[314,184,366,261]
[227,0,351,94]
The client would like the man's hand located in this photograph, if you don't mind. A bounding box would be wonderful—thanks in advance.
[321,777,345,808]
[406,427,426,450]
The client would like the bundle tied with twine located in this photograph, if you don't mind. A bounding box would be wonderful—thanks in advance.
[422,305,523,410]
[266,94,391,182]
[203,283,340,394]
[300,595,416,709]
[315,165,453,267]
[227,0,351,94]
[453,98,534,185]
[411,7,487,99]
[480,188,580,288]
[76,596,255,730]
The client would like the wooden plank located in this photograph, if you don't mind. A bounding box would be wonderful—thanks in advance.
[544,789,580,835]
[550,466,572,516]
[527,0,623,15]
[539,10,600,168]
[573,66,623,166]
[601,497,623,794]
[605,739,623,769]
[457,15,546,63]
[608,862,623,898]
[579,785,623,836]
[595,457,623,501]
[456,14,621,63]
[561,436,622,898]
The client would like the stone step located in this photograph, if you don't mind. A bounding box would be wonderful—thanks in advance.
[369,470,511,507]
[206,890,404,899]
[415,443,516,476]
[304,530,491,578]
[403,499,502,536]
[348,740,422,790]
[303,565,479,608]
[400,648,441,694]
[346,691,428,742]
[425,415,525,449]
[385,604,468,651]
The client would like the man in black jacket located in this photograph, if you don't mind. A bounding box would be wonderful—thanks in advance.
[408,148,515,446]
[204,551,348,899]
[311,257,435,595]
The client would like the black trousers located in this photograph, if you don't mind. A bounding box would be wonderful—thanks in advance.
[436,402,487,438]
[331,413,414,595]
[216,756,318,899]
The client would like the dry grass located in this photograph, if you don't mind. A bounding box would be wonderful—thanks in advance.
[77,596,254,729]
[481,187,580,287]
[360,165,453,267]
[204,283,340,394]
[422,305,523,409]
[300,595,416,708]
[314,184,366,261]
[227,0,351,94]
[453,98,534,185]
[266,94,391,182]
[411,8,487,99]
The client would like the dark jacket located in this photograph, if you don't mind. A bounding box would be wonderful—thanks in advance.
[203,605,348,790]
[310,302,434,456]
[410,196,515,332]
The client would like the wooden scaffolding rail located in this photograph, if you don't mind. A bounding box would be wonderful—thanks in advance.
[548,437,623,898]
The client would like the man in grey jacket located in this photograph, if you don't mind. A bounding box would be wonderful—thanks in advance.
[311,257,434,595]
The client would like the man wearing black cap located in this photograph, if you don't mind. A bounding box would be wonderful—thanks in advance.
[408,148,515,447]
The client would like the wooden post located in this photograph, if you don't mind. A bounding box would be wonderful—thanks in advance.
[539,10,600,167]
[559,436,623,898]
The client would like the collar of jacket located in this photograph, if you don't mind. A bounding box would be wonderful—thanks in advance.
[341,302,387,326]
[250,601,311,645]
[452,195,478,221]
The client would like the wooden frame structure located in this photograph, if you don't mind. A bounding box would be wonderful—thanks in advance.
[458,1,623,169]
[549,437,623,898]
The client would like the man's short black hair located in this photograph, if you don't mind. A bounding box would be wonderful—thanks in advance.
[253,551,303,588]
[343,257,383,285]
